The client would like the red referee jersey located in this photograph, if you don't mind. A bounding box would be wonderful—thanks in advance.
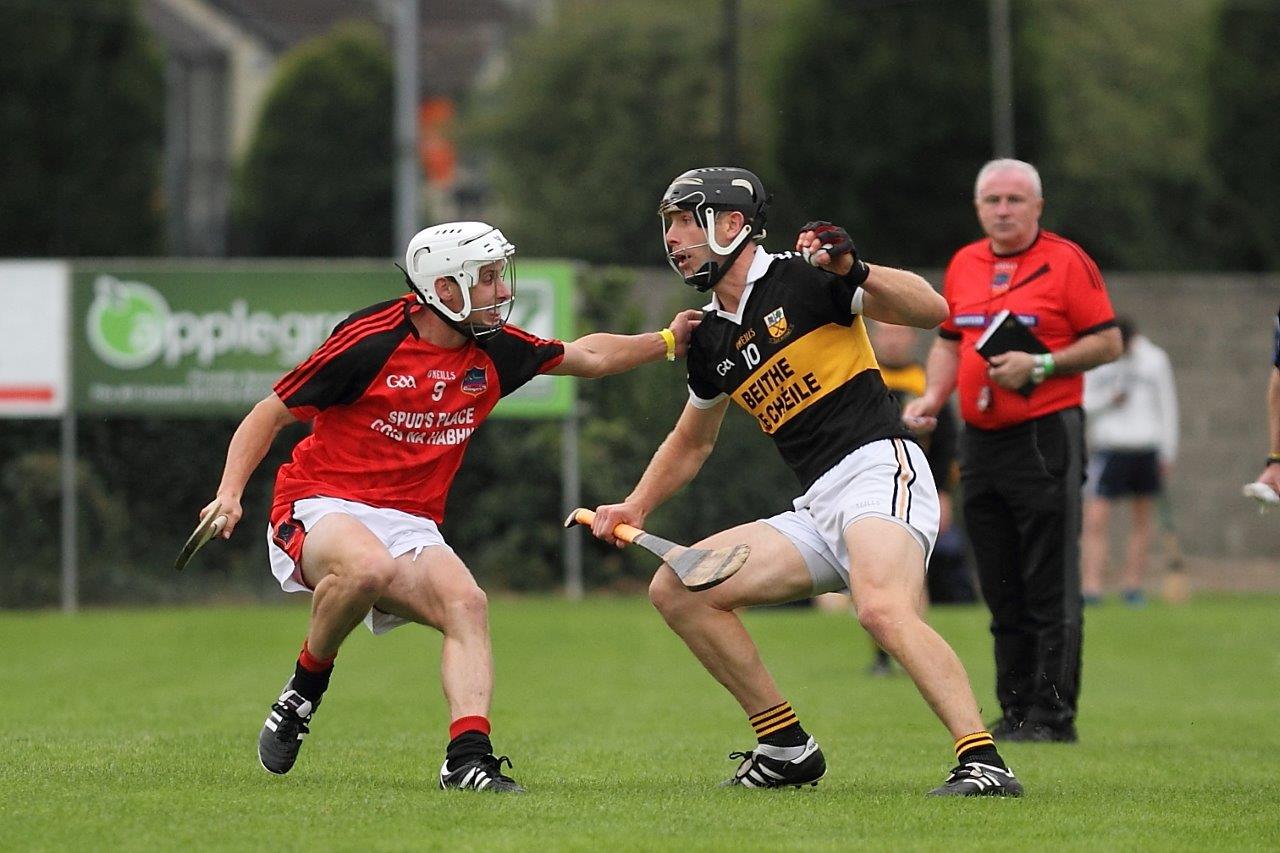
[940,230,1115,430]
[271,295,564,522]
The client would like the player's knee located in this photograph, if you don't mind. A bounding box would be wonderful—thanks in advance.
[345,553,396,599]
[855,597,915,642]
[442,582,488,628]
[647,568,686,617]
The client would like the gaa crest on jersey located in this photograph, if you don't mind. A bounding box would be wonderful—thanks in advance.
[461,366,488,396]
[764,307,791,342]
[991,260,1017,293]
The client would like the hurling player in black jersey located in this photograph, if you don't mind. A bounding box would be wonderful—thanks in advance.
[590,168,1022,797]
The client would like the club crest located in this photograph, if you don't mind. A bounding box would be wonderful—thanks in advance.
[991,260,1017,293]
[461,365,488,396]
[764,307,791,342]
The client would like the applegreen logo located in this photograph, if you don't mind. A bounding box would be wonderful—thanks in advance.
[86,275,168,369]
[84,273,351,370]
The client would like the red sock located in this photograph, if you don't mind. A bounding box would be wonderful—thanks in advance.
[449,715,491,741]
[298,640,336,673]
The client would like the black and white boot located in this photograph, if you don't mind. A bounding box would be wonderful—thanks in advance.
[928,761,1024,797]
[721,736,826,788]
[439,753,526,793]
[258,681,318,775]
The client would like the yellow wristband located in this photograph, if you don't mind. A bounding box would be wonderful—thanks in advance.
[659,327,676,362]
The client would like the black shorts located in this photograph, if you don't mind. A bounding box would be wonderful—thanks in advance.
[1087,449,1162,498]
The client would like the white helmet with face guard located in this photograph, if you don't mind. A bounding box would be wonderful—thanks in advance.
[404,221,516,338]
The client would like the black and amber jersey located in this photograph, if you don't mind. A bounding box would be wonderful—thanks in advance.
[687,250,912,489]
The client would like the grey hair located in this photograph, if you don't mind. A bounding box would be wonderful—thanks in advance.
[974,159,1042,200]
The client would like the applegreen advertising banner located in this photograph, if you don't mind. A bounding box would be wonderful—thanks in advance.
[71,261,575,417]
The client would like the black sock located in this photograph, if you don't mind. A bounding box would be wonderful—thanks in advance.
[447,730,493,763]
[751,701,809,748]
[955,731,1005,768]
[291,659,332,703]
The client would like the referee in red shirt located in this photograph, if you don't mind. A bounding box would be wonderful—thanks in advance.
[903,160,1122,743]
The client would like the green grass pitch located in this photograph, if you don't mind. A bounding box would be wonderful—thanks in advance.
[2,595,1278,850]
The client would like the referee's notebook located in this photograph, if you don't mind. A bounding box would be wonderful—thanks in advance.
[975,309,1048,396]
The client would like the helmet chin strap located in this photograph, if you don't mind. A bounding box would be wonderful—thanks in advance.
[682,206,756,292]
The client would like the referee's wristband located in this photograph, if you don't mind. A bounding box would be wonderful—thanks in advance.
[658,327,676,362]
[1030,353,1056,384]
[1267,453,1280,467]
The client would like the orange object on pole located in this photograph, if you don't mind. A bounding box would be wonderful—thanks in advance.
[419,98,457,185]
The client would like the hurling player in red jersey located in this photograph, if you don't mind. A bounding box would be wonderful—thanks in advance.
[903,160,1122,745]
[200,222,700,792]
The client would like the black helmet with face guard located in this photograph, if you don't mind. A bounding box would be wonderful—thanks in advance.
[658,167,770,291]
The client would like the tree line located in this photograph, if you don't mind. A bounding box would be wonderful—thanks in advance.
[2,0,1278,270]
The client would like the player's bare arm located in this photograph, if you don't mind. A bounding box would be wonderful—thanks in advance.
[1256,367,1280,495]
[206,393,296,537]
[902,336,961,433]
[591,398,729,546]
[795,222,946,328]
[987,326,1122,392]
[858,265,949,328]
[550,309,702,378]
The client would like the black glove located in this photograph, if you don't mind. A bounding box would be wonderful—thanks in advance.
[799,220,868,285]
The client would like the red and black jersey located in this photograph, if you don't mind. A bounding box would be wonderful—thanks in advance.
[272,294,564,522]
[940,230,1115,430]
[687,250,911,490]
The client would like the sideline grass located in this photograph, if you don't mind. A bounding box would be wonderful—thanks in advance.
[2,595,1278,850]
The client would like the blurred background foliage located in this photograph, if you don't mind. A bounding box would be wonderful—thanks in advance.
[3,0,1280,602]
[0,0,164,256]
[4,0,1276,269]
[232,22,396,256]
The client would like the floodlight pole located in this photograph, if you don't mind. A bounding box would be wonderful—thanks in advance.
[721,0,739,162]
[392,0,420,253]
[989,0,1015,157]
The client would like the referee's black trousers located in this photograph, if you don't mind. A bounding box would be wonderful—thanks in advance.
[960,407,1085,729]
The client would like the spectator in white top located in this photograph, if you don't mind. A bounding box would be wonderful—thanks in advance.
[1080,318,1179,606]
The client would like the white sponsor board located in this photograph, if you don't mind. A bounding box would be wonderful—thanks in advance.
[0,261,69,417]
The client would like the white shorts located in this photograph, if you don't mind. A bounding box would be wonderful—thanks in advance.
[762,437,940,595]
[266,496,453,634]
